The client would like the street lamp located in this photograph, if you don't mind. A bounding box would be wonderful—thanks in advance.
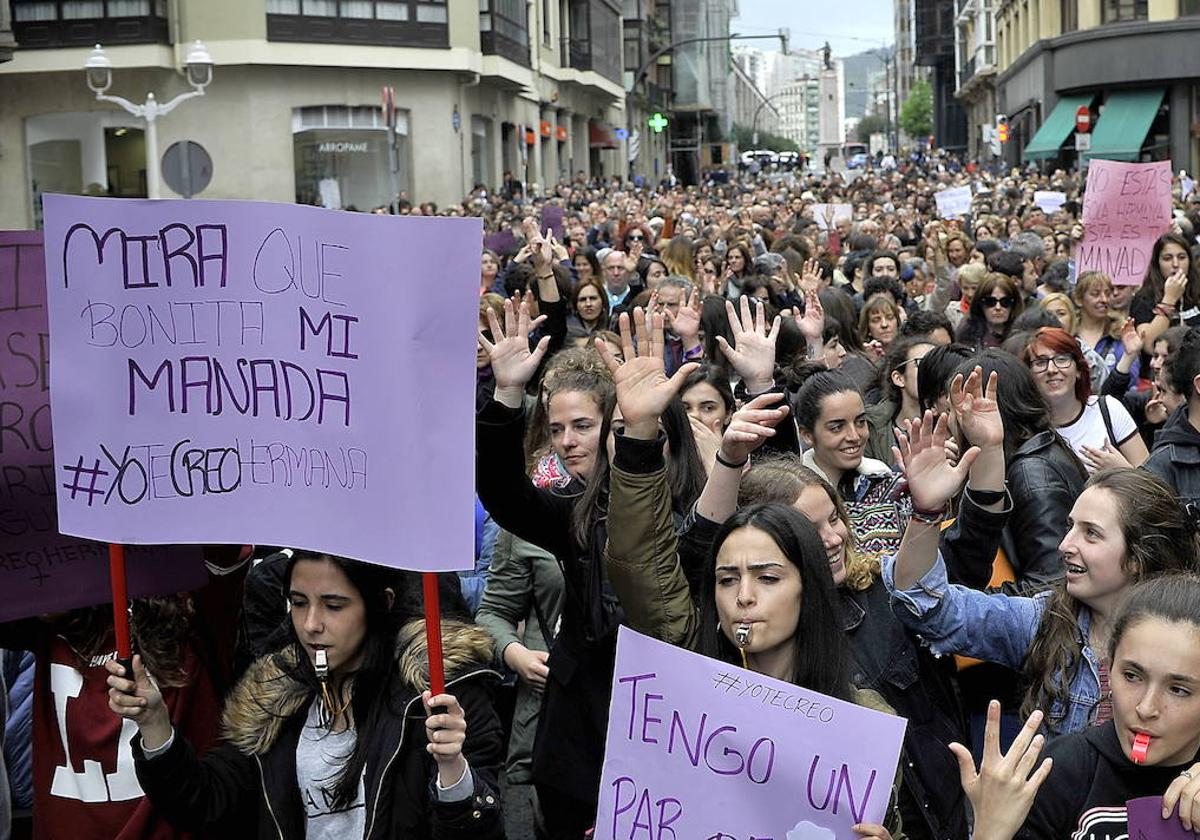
[84,41,215,199]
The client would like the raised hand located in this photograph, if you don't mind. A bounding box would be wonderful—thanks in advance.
[796,291,825,343]
[689,414,723,474]
[893,410,980,513]
[1081,440,1131,472]
[1162,759,1200,831]
[1165,267,1189,306]
[948,701,1053,840]
[717,297,780,393]
[596,308,699,440]
[718,392,790,465]
[1146,382,1169,425]
[798,258,823,294]
[1119,317,1143,356]
[479,298,550,394]
[666,287,703,345]
[949,367,1003,449]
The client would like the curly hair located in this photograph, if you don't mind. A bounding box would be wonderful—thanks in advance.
[58,594,197,688]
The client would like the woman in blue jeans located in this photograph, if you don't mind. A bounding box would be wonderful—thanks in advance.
[884,367,1198,736]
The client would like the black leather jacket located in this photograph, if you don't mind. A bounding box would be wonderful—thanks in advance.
[993,431,1087,594]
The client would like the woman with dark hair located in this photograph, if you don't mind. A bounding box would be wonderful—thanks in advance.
[1022,327,1148,470]
[858,296,902,353]
[955,272,1025,349]
[481,248,503,296]
[865,335,936,467]
[640,256,668,290]
[107,552,504,839]
[696,253,723,296]
[566,275,610,340]
[475,301,707,835]
[597,315,902,837]
[1132,232,1200,347]
[679,364,736,437]
[820,288,878,392]
[722,241,755,299]
[572,247,601,285]
[887,405,1199,737]
[793,369,911,556]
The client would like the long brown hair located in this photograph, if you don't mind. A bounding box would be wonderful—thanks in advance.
[1020,468,1200,730]
[58,595,197,688]
[737,454,879,592]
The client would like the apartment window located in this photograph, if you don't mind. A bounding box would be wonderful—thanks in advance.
[542,0,552,44]
[12,0,167,47]
[1181,0,1200,13]
[1101,0,1147,21]
[267,0,448,46]
[1060,0,1078,31]
[481,0,530,64]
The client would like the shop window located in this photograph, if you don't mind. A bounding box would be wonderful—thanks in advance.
[480,0,530,65]
[292,105,410,211]
[1101,0,1146,21]
[1182,0,1200,13]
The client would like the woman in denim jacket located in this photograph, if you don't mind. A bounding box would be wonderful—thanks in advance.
[884,368,1198,736]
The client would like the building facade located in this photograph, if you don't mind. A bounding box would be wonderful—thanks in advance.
[666,0,734,182]
[776,74,822,154]
[996,0,1200,171]
[730,60,779,142]
[0,0,629,229]
[915,0,969,150]
[954,0,998,159]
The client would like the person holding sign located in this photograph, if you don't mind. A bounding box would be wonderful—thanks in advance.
[105,553,505,839]
[956,576,1200,840]
[1133,233,1200,348]
[885,383,1197,738]
[598,307,904,838]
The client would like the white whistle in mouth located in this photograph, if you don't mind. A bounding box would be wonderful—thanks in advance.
[314,649,328,680]
[734,624,752,649]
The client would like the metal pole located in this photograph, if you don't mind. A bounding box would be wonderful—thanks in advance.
[144,95,160,199]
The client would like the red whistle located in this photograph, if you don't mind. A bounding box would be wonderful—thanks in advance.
[1132,731,1151,764]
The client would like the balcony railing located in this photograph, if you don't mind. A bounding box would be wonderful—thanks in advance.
[266,0,449,48]
[11,0,168,48]
[0,2,14,60]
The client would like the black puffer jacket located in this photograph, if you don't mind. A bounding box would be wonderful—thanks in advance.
[1144,407,1200,506]
[132,621,505,840]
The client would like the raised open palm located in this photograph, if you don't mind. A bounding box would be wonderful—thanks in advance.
[479,298,549,390]
[717,297,780,387]
[949,367,1003,449]
[893,410,980,513]
[596,308,698,436]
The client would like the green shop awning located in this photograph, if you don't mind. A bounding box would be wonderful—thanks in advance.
[1022,93,1095,161]
[1083,88,1165,162]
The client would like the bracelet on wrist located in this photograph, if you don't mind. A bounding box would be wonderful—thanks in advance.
[965,486,1006,506]
[909,505,948,524]
[714,450,749,470]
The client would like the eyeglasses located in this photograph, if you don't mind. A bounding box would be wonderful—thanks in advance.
[1028,354,1074,373]
[893,356,924,373]
[982,295,1015,309]
[627,234,645,242]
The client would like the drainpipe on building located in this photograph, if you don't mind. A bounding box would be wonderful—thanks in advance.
[459,71,481,199]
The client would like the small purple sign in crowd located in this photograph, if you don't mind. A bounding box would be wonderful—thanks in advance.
[596,627,907,840]
[42,195,482,572]
[0,231,204,620]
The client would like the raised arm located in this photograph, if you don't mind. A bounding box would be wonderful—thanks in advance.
[600,309,700,646]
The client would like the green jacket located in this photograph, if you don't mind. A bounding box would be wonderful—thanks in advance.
[865,398,900,468]
[475,529,565,784]
[604,433,905,837]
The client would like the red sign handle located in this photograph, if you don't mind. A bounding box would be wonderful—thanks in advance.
[421,572,446,697]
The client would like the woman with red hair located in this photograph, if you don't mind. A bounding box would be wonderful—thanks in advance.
[1021,327,1148,470]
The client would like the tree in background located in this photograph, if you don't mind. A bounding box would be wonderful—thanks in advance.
[731,123,801,153]
[899,79,933,141]
[855,113,889,143]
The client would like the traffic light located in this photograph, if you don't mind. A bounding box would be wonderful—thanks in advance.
[996,114,1009,143]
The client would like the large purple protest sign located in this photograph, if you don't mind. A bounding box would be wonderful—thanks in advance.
[596,627,907,840]
[1079,159,1173,286]
[41,195,482,572]
[1127,797,1195,840]
[0,230,205,620]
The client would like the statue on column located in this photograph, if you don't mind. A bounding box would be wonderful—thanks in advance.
[822,41,832,70]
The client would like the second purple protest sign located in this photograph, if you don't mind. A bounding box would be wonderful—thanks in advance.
[42,195,481,573]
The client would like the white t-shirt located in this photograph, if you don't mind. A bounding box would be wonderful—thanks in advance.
[1057,395,1138,471]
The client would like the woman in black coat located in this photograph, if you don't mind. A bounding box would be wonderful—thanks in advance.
[106,553,504,840]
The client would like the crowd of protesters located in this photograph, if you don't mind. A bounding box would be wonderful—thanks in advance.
[13,154,1200,840]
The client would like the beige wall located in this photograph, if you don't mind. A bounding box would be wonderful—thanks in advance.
[177,0,266,43]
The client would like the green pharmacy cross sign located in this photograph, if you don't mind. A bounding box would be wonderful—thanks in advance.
[648,113,669,133]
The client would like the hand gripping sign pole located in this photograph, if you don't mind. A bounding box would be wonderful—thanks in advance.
[422,573,447,715]
[108,543,133,680]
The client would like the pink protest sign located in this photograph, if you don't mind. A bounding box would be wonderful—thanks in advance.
[596,627,907,840]
[0,230,205,620]
[1078,159,1173,286]
[41,195,481,572]
[1127,797,1195,840]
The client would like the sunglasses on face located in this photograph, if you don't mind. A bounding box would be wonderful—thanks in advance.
[627,234,645,242]
[1029,354,1074,373]
[983,295,1015,309]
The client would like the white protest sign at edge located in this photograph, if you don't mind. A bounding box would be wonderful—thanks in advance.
[934,186,972,219]
[813,204,853,230]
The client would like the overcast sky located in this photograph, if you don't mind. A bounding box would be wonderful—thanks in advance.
[731,0,895,56]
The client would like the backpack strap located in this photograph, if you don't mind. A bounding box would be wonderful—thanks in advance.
[1097,395,1118,447]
